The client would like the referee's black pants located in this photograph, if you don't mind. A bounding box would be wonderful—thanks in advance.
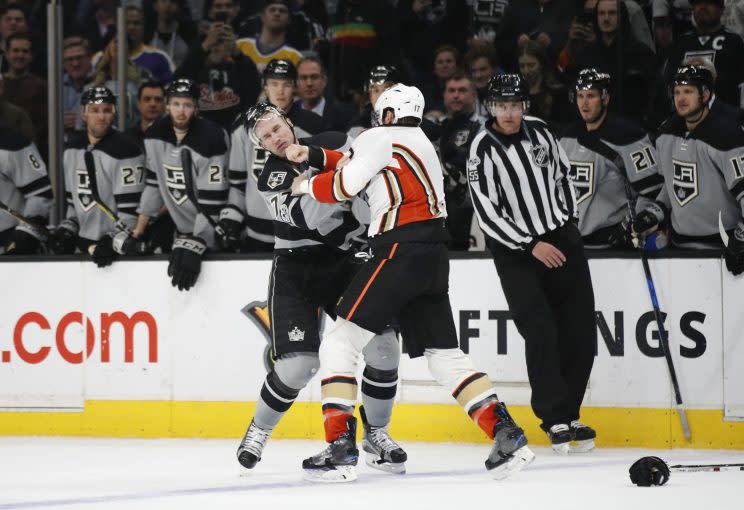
[487,222,596,431]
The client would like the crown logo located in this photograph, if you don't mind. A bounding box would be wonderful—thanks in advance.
[288,326,305,342]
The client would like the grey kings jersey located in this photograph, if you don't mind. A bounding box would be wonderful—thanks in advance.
[0,127,52,233]
[63,130,145,241]
[655,109,744,247]
[560,115,663,246]
[140,116,229,248]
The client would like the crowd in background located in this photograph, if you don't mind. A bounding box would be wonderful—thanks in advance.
[2,0,744,255]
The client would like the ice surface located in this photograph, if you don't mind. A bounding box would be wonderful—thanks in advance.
[0,438,741,509]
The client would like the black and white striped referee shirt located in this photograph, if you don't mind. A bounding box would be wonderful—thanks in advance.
[467,116,578,251]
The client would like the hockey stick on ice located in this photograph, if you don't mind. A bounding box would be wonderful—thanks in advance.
[179,148,225,237]
[668,462,744,473]
[577,132,691,441]
[83,150,130,233]
[0,199,50,241]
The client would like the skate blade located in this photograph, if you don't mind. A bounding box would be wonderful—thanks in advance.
[365,453,406,474]
[569,439,595,453]
[551,442,570,455]
[303,465,357,483]
[489,446,535,480]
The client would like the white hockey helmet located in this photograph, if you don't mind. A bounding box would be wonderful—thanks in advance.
[374,84,425,126]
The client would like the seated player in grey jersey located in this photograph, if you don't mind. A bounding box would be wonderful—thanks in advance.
[134,79,230,290]
[235,102,407,481]
[48,87,147,267]
[217,59,323,253]
[559,69,664,249]
[633,65,744,275]
[0,126,52,255]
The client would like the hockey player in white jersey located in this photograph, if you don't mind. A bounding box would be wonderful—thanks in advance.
[135,79,230,290]
[560,69,664,249]
[287,84,534,481]
[0,126,52,254]
[634,65,744,274]
[235,102,407,480]
[49,87,147,266]
[218,59,323,252]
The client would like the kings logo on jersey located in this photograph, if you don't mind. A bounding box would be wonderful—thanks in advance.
[164,163,188,206]
[568,161,594,204]
[672,159,698,206]
[76,169,96,212]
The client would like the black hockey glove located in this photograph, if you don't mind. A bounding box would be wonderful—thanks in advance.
[111,231,150,256]
[168,235,206,291]
[607,217,632,248]
[723,226,744,276]
[141,213,176,254]
[632,202,666,242]
[629,456,670,487]
[89,234,118,268]
[217,206,244,251]
[48,219,79,254]
[5,229,40,254]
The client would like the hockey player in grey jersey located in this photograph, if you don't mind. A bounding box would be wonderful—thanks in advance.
[49,87,146,267]
[560,69,664,249]
[634,65,744,274]
[235,102,407,481]
[0,127,52,254]
[136,79,230,290]
[218,59,323,252]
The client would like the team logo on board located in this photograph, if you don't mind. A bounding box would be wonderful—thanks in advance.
[568,161,594,204]
[672,160,698,207]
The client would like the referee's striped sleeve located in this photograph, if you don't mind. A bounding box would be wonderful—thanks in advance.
[467,132,535,250]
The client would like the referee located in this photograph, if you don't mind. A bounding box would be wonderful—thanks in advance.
[467,74,597,455]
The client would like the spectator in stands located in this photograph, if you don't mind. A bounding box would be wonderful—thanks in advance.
[122,5,176,84]
[496,0,578,71]
[653,0,693,51]
[2,33,46,155]
[422,45,461,117]
[438,71,484,250]
[663,0,744,109]
[568,0,656,124]
[0,73,35,141]
[397,0,468,87]
[468,0,511,44]
[519,40,574,129]
[205,0,242,32]
[295,56,355,132]
[88,38,140,129]
[147,0,198,67]
[325,0,397,101]
[723,0,744,38]
[174,16,261,129]
[0,3,27,73]
[126,81,166,144]
[79,0,117,53]
[238,0,325,51]
[580,0,655,50]
[465,41,501,118]
[63,37,94,136]
[236,0,303,72]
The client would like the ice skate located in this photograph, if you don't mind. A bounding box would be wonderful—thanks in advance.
[547,423,571,455]
[360,406,407,474]
[485,402,535,479]
[569,420,596,453]
[302,416,359,483]
[236,420,271,469]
